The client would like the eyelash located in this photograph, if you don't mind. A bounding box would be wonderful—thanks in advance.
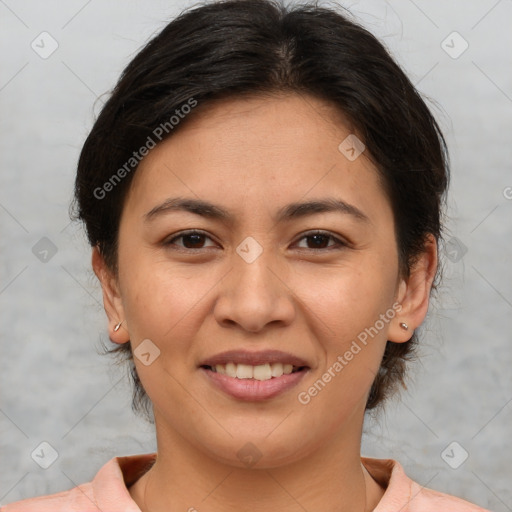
[163,229,348,252]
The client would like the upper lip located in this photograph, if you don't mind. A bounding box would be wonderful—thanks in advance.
[199,349,310,368]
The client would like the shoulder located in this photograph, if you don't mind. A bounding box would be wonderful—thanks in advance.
[1,453,156,512]
[362,457,491,512]
[0,483,97,512]
[408,481,491,512]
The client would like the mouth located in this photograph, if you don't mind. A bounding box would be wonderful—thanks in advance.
[198,350,311,401]
[200,362,308,381]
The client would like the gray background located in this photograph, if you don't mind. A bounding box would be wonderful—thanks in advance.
[1,0,511,510]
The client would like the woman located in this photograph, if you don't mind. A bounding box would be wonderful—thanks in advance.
[3,0,491,510]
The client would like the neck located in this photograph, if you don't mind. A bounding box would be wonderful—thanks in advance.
[130,411,384,512]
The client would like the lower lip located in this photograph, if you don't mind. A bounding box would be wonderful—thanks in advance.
[200,367,309,401]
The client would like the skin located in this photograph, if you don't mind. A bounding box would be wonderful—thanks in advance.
[93,93,437,512]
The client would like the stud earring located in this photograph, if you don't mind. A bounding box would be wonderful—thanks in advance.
[399,322,408,330]
[114,321,123,332]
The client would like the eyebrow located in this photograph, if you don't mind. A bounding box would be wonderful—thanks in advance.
[143,196,370,224]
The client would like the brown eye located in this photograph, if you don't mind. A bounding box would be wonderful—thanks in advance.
[165,230,216,250]
[295,231,346,250]
[304,234,331,249]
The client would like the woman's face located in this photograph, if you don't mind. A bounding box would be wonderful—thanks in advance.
[107,93,411,467]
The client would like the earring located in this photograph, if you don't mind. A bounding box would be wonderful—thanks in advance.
[399,322,408,330]
[114,321,123,332]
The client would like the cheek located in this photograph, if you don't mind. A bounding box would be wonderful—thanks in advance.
[121,260,207,343]
[295,256,398,343]
[292,268,393,427]
[119,261,212,404]
[292,254,398,401]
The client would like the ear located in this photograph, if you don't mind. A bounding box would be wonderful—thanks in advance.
[388,234,438,343]
[91,246,129,344]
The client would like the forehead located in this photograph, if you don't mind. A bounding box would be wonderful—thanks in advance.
[123,93,391,225]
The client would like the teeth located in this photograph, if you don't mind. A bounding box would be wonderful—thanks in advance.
[215,364,226,375]
[270,362,283,377]
[225,362,237,377]
[212,362,301,380]
[253,363,272,381]
[236,363,253,379]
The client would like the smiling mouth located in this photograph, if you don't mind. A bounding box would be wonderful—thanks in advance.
[201,362,308,381]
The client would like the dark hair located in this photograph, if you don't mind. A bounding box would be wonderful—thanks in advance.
[72,0,449,422]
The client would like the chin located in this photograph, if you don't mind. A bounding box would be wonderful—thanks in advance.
[195,424,321,470]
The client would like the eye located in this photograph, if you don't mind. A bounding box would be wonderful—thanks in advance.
[294,230,347,250]
[164,230,218,250]
[163,229,347,252]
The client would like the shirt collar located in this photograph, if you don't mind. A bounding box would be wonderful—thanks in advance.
[91,453,407,512]
[92,452,157,511]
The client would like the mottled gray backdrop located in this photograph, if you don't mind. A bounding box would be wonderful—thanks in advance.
[1,0,511,510]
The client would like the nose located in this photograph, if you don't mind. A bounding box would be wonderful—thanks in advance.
[213,247,296,333]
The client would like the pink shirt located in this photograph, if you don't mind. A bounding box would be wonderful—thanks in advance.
[1,453,490,511]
